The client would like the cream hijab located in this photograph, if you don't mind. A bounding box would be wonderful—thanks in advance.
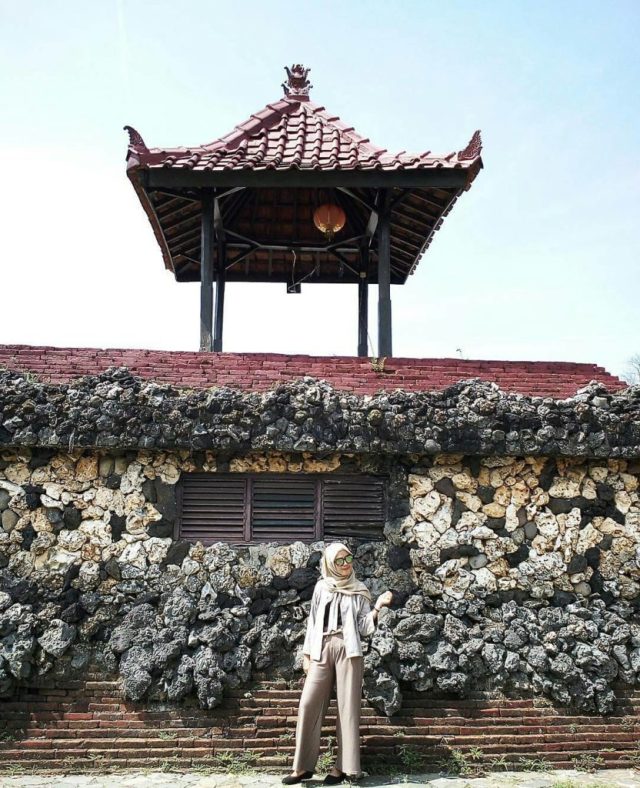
[319,542,372,603]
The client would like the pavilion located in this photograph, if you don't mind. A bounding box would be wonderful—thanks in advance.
[124,65,483,357]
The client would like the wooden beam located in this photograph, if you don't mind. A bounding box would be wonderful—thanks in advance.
[213,196,226,352]
[200,190,214,352]
[409,189,451,208]
[217,186,246,201]
[390,189,409,210]
[154,194,187,213]
[377,190,392,358]
[150,187,200,202]
[213,240,226,351]
[390,217,427,243]
[410,190,451,210]
[334,189,366,236]
[178,269,405,285]
[167,225,201,249]
[146,168,469,190]
[395,200,440,225]
[358,243,369,357]
[163,211,202,234]
[226,243,261,270]
[326,248,359,277]
[225,240,362,255]
[159,208,200,229]
[220,188,251,230]
[336,187,376,212]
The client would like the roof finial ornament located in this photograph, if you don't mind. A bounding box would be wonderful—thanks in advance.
[458,130,482,161]
[283,64,312,100]
[123,125,149,152]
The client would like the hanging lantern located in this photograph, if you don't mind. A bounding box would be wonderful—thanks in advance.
[313,203,346,241]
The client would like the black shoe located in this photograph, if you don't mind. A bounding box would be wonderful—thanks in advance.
[282,771,314,784]
[323,773,346,785]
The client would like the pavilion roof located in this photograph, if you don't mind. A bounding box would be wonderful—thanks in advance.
[124,65,483,285]
[126,96,482,176]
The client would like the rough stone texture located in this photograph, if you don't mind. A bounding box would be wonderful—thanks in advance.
[0,369,639,457]
[1,445,640,715]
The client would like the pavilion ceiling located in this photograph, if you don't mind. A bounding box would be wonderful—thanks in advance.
[143,184,462,284]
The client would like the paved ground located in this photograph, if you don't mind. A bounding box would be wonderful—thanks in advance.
[0,770,639,788]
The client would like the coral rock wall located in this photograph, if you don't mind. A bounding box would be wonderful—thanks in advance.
[1,445,640,717]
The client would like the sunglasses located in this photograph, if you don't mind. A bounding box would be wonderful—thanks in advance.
[335,555,354,567]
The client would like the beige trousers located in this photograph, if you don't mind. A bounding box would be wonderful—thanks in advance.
[292,633,364,775]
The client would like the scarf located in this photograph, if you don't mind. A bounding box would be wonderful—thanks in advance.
[319,542,372,603]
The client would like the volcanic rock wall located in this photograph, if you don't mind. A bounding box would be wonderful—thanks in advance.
[1,368,640,718]
[0,368,638,457]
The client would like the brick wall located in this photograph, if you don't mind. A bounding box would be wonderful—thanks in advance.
[1,671,639,774]
[0,344,627,397]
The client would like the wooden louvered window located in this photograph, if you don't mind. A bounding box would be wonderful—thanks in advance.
[178,475,246,543]
[322,477,387,540]
[176,473,387,544]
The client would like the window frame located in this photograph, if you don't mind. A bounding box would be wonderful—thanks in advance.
[174,472,388,545]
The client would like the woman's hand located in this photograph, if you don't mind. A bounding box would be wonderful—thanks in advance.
[374,591,393,610]
[303,654,311,673]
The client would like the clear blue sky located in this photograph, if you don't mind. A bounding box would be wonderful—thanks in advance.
[1,1,639,379]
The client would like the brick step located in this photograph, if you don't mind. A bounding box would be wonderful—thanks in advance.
[4,721,637,743]
[0,738,267,753]
[444,743,639,756]
[0,742,184,754]
[0,747,245,761]
[0,757,203,771]
[444,716,637,727]
[3,711,638,727]
[364,731,640,746]
[235,689,301,699]
[258,756,294,766]
[2,720,238,734]
[1,730,215,742]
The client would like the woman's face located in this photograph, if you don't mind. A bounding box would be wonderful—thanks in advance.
[335,549,353,577]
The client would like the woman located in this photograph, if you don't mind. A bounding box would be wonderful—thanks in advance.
[283,542,393,785]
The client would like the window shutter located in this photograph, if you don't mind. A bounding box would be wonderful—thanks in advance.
[251,476,317,541]
[177,473,387,543]
[178,473,246,544]
[322,476,386,539]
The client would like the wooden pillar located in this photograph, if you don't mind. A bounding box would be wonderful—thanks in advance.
[200,190,214,352]
[358,243,369,357]
[213,237,226,352]
[377,190,392,357]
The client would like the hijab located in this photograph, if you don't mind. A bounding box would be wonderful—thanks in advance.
[319,542,372,603]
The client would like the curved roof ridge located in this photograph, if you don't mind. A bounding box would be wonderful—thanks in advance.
[126,62,484,173]
[134,95,481,170]
[197,98,296,153]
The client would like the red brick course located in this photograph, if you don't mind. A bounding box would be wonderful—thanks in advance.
[0,344,627,398]
[1,672,639,773]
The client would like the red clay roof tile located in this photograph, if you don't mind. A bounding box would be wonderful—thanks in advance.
[125,70,482,177]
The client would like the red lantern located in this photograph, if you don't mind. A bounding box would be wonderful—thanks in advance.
[313,203,346,241]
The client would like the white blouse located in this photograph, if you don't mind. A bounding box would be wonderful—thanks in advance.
[302,580,377,661]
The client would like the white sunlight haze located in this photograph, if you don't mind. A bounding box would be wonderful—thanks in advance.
[0,0,638,379]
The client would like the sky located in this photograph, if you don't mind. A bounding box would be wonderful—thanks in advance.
[1,0,639,380]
